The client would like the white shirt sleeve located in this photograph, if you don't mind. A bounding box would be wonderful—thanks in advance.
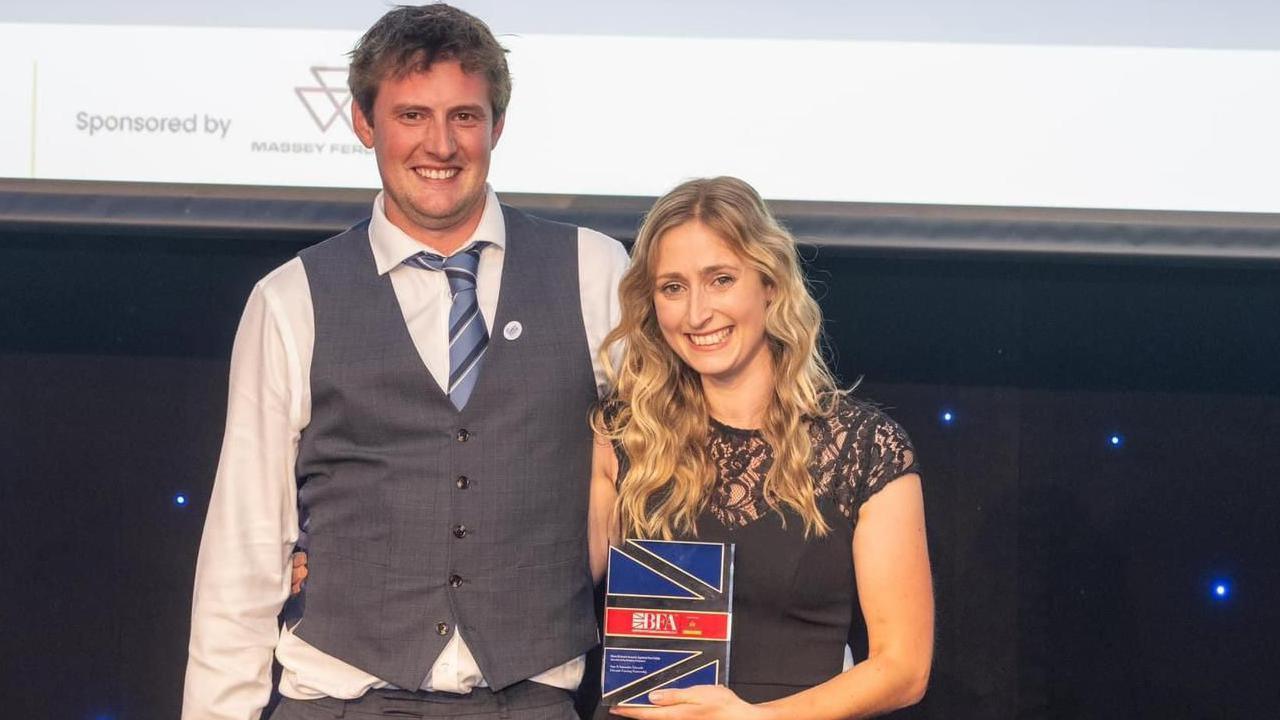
[183,262,309,720]
[577,227,631,397]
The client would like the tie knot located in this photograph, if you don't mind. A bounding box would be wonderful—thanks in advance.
[403,244,484,296]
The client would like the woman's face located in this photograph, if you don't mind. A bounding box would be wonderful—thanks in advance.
[651,221,775,389]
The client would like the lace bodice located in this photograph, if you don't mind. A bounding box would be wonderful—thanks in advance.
[705,396,918,528]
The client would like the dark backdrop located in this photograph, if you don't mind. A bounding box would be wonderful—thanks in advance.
[2,210,1278,719]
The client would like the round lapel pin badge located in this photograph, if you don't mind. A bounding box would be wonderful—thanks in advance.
[503,321,523,341]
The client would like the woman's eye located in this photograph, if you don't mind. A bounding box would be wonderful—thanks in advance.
[660,283,683,295]
[712,275,735,287]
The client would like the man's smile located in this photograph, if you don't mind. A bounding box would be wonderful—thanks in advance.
[413,167,460,180]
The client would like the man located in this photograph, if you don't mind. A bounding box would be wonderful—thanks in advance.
[183,5,628,719]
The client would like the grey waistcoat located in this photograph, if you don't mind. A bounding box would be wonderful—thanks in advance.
[293,205,599,691]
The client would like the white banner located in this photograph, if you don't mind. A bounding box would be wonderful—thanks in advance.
[3,23,1279,213]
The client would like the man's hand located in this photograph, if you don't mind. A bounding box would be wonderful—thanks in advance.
[290,551,308,595]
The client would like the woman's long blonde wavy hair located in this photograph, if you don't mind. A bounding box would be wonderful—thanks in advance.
[593,177,840,540]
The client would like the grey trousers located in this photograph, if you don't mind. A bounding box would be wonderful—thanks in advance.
[269,682,578,720]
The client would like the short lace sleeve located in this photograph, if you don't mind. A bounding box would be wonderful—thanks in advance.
[817,398,920,524]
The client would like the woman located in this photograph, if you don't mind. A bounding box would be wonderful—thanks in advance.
[588,176,933,719]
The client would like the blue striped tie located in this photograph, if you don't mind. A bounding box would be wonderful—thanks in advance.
[403,245,488,410]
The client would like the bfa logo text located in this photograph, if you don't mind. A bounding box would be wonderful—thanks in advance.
[631,612,678,633]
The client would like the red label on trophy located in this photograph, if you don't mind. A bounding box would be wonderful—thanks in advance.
[605,608,730,640]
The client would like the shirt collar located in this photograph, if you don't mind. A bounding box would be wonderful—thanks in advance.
[368,185,506,276]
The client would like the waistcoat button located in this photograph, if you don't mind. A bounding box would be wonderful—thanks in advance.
[436,622,450,636]
[456,475,469,489]
[449,574,464,588]
[456,429,471,442]
[453,524,467,539]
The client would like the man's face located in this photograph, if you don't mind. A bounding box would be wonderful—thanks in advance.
[353,60,504,250]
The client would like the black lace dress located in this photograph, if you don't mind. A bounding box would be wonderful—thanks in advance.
[612,396,919,705]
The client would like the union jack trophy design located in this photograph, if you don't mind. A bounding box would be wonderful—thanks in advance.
[601,539,735,707]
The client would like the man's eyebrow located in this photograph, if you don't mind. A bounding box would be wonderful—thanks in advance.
[390,102,432,113]
[387,103,486,114]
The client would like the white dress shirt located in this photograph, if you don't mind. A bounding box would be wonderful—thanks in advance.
[183,188,629,720]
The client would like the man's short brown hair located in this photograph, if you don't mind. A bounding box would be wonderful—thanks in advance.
[348,4,512,120]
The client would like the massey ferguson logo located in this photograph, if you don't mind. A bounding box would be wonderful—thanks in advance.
[295,67,353,133]
[631,612,678,633]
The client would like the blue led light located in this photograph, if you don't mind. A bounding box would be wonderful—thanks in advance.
[940,410,955,425]
[174,493,188,507]
[1212,581,1230,600]
[1108,434,1123,448]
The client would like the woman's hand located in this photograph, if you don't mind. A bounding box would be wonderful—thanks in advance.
[290,551,308,595]
[609,685,770,720]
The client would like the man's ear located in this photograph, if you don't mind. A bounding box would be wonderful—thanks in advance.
[490,113,505,150]
[353,102,375,148]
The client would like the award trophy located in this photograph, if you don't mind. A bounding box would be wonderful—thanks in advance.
[600,538,735,707]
